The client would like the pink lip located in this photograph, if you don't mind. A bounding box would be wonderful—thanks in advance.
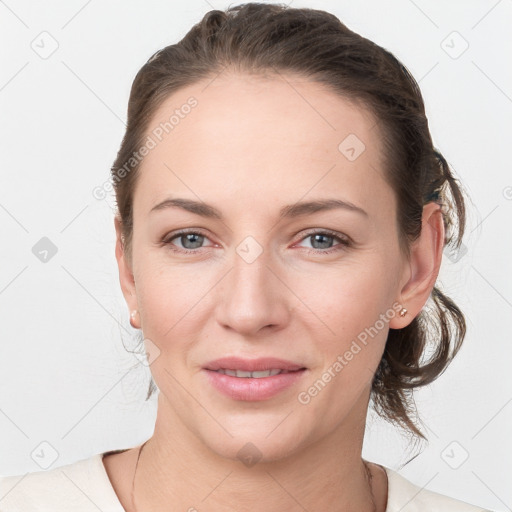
[202,357,308,401]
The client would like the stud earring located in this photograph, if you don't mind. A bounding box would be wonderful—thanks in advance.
[130,309,139,328]
[399,307,408,317]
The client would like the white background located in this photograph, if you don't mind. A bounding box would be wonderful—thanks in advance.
[0,1,511,511]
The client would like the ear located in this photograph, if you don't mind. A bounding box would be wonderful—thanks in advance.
[114,216,139,324]
[389,202,444,329]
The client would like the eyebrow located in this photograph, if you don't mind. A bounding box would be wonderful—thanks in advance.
[149,197,368,219]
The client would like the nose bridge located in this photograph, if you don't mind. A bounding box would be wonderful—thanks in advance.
[215,235,289,334]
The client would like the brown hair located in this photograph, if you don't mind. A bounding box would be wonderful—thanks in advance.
[111,2,467,441]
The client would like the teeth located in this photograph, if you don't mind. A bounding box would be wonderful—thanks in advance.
[216,368,284,378]
[251,369,283,378]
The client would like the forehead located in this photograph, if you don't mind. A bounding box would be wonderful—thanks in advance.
[133,72,393,221]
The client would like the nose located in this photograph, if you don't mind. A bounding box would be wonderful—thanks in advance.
[214,248,291,337]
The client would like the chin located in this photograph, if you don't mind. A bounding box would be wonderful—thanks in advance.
[196,414,312,466]
[207,436,303,466]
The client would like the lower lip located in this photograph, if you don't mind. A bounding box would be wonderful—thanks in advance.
[203,369,307,401]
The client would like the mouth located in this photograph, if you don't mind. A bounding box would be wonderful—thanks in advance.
[202,357,308,401]
[210,368,304,378]
[203,356,306,374]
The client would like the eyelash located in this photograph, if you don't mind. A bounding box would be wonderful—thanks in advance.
[161,228,351,256]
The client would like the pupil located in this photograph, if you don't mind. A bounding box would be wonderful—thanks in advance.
[182,233,203,249]
[311,234,332,249]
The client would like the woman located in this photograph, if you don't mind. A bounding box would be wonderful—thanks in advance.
[0,3,492,511]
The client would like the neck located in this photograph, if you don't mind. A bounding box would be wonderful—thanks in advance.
[131,392,383,512]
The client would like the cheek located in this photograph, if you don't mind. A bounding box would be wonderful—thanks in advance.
[293,254,397,378]
[133,253,197,337]
[295,256,394,334]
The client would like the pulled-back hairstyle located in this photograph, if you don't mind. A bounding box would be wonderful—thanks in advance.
[111,2,467,441]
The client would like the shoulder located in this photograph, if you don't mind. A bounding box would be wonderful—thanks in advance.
[0,452,125,512]
[384,466,493,512]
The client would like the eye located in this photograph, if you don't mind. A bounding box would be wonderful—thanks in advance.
[295,229,351,255]
[161,228,352,256]
[162,229,215,254]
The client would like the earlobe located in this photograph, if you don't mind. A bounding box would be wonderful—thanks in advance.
[389,202,444,329]
[129,309,141,329]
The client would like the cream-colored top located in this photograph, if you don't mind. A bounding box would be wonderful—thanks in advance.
[0,453,491,511]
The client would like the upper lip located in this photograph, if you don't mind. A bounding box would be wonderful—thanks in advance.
[204,356,306,372]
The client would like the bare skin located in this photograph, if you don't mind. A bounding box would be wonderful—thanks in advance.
[106,71,444,511]
[103,446,389,511]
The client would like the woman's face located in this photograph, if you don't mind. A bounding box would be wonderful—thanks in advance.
[117,72,414,462]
